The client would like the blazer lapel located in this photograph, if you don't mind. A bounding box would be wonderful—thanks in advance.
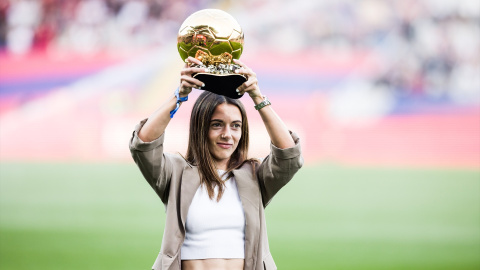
[233,167,260,267]
[234,168,260,209]
[180,166,201,231]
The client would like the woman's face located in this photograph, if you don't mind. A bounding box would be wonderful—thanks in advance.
[208,103,242,170]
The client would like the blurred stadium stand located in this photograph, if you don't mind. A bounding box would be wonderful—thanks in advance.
[0,0,479,167]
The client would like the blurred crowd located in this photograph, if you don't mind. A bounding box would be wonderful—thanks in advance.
[0,0,207,55]
[231,0,479,102]
[0,0,479,102]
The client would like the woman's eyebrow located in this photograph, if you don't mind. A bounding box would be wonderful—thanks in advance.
[210,119,242,123]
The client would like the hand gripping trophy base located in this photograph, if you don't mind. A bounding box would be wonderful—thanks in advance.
[194,73,246,99]
[191,51,247,99]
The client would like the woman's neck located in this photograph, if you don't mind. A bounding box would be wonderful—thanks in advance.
[214,160,229,171]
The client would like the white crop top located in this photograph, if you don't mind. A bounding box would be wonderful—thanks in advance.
[180,170,246,260]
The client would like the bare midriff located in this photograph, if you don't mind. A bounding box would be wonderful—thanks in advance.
[181,259,244,270]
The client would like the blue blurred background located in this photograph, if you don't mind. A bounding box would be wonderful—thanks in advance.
[0,0,479,269]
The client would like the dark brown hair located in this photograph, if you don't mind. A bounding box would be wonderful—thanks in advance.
[185,91,250,201]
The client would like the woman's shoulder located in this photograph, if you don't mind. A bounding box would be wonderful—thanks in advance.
[164,152,192,167]
[240,158,262,168]
[234,158,262,176]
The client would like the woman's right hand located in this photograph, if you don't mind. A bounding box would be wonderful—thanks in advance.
[179,56,207,97]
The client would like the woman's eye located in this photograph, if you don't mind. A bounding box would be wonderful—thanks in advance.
[233,124,241,128]
[211,123,221,127]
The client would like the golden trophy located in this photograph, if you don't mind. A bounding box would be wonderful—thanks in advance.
[177,9,246,98]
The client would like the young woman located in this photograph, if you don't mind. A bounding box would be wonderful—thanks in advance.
[129,56,303,270]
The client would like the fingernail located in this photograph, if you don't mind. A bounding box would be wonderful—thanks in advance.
[202,83,205,87]
[238,92,242,95]
[236,89,239,92]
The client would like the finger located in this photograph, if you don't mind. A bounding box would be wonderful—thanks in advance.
[179,81,197,94]
[184,57,195,68]
[186,56,203,66]
[235,68,256,79]
[180,79,196,88]
[244,77,258,89]
[237,86,255,96]
[237,88,248,96]
[233,59,247,69]
[180,75,205,88]
[181,66,209,76]
[243,80,259,93]
[238,86,260,97]
[237,76,258,92]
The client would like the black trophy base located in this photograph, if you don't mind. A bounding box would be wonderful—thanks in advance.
[193,73,247,99]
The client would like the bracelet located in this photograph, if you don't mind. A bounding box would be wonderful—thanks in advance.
[169,87,188,118]
[254,95,271,110]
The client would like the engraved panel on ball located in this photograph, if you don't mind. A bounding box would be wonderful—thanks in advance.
[229,29,243,60]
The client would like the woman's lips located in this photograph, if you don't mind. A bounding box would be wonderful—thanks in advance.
[217,143,232,149]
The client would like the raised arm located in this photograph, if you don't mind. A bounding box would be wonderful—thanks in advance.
[234,59,295,149]
[138,57,207,142]
[129,57,207,204]
[234,59,302,207]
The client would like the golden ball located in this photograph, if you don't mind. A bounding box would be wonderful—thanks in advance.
[177,9,244,63]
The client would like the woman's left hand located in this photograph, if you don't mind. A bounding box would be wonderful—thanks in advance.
[233,59,262,99]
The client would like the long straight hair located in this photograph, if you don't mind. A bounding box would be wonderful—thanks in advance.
[185,91,250,201]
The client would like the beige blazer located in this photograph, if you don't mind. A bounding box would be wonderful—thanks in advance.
[129,119,303,270]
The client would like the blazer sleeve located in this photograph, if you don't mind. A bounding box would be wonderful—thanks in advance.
[257,131,304,207]
[129,118,173,205]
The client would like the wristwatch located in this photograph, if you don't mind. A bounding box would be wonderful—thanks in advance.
[254,95,271,110]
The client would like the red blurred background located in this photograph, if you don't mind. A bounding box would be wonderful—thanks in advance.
[1,0,479,168]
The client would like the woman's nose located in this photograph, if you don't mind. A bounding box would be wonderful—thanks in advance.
[222,127,232,139]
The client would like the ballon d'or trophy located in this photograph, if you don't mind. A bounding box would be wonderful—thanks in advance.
[177,9,246,99]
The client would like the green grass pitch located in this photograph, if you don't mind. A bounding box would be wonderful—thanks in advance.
[1,162,479,269]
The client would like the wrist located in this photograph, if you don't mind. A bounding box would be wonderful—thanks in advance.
[170,87,188,118]
[254,95,271,111]
[178,89,190,98]
[250,93,264,104]
[252,97,263,105]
